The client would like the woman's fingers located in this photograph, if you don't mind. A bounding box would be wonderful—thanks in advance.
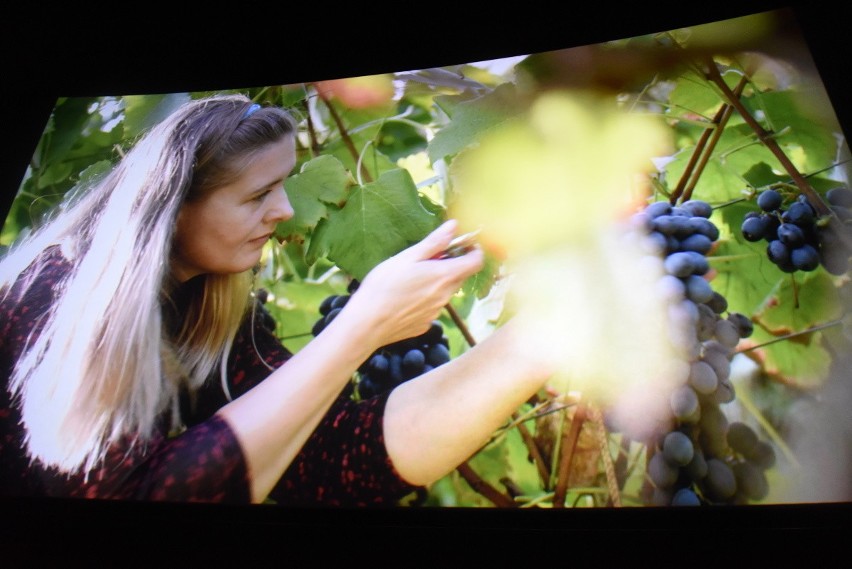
[434,245,485,285]
[347,220,486,346]
[395,219,458,262]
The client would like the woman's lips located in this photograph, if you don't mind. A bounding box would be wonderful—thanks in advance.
[249,233,272,246]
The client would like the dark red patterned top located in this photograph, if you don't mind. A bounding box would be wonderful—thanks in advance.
[0,246,420,506]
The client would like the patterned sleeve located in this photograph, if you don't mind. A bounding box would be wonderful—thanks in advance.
[211,302,423,507]
[0,248,251,503]
[2,249,419,505]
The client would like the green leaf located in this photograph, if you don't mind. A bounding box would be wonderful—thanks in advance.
[41,97,99,166]
[124,93,191,138]
[667,68,724,120]
[755,270,842,335]
[276,155,354,241]
[309,168,442,281]
[427,82,526,164]
[376,120,428,162]
[747,90,840,174]
[36,161,73,189]
[76,159,113,187]
[466,428,540,501]
[744,327,833,389]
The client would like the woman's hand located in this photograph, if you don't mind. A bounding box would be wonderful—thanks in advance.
[217,219,483,502]
[341,220,485,350]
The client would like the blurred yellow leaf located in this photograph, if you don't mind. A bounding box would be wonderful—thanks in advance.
[449,91,686,435]
[448,90,672,258]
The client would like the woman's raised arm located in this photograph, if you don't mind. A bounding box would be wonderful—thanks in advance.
[215,220,485,502]
[382,317,552,486]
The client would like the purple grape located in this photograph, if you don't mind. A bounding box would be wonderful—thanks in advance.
[826,187,852,207]
[791,244,820,271]
[645,201,673,218]
[781,201,815,225]
[663,431,695,466]
[703,459,737,501]
[682,199,713,218]
[777,223,806,247]
[671,487,702,506]
[741,216,769,241]
[757,189,782,212]
[649,452,679,489]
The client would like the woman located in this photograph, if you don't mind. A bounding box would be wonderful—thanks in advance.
[0,93,552,506]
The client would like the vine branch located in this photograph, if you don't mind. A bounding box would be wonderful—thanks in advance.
[701,59,829,216]
[670,75,747,204]
[552,400,588,508]
[455,462,517,507]
[312,83,373,184]
[444,303,478,347]
[586,404,621,507]
[300,97,322,158]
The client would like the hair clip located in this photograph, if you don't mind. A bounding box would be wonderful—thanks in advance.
[243,103,261,119]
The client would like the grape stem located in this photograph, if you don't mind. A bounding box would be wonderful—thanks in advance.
[444,302,477,347]
[553,400,589,508]
[516,421,552,484]
[736,320,841,353]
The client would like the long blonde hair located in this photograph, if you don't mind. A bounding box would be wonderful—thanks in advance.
[1,93,297,474]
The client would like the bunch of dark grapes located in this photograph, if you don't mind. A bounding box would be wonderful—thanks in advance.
[311,279,452,399]
[620,199,777,506]
[740,186,852,275]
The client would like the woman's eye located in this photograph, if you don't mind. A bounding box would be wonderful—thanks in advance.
[253,190,271,202]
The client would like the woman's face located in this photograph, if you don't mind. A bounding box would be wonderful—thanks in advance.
[171,137,297,282]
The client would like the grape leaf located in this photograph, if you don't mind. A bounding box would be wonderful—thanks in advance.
[755,270,842,334]
[123,93,191,139]
[746,90,841,174]
[41,97,98,167]
[36,161,74,190]
[667,68,724,120]
[464,433,521,504]
[276,155,354,242]
[307,168,442,281]
[742,327,832,389]
[427,82,526,164]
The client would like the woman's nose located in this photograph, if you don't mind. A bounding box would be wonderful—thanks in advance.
[266,186,295,224]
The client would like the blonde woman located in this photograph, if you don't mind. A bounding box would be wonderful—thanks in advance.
[0,93,551,505]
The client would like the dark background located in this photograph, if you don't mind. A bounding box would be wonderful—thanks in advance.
[1,2,850,565]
